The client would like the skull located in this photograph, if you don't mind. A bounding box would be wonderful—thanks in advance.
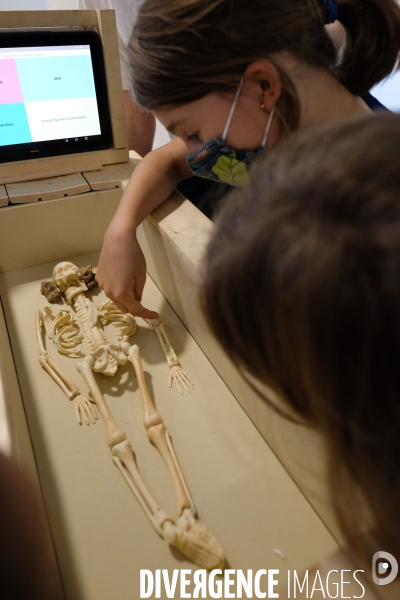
[53,262,83,293]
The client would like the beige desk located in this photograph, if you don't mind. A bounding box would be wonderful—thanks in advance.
[0,191,338,599]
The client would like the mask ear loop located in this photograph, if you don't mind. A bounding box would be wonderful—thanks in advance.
[222,78,244,141]
[261,109,275,147]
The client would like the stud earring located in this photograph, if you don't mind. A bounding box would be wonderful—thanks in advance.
[260,102,265,110]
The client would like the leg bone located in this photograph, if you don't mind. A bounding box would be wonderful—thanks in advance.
[111,440,172,536]
[111,442,225,569]
[76,356,177,538]
[126,343,196,515]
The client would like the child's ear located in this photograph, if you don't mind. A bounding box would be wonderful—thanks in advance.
[244,60,282,111]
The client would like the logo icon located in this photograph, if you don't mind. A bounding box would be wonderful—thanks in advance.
[372,551,398,586]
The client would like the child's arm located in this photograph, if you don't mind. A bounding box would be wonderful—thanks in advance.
[96,138,192,317]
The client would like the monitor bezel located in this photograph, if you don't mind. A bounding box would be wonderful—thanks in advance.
[0,30,112,164]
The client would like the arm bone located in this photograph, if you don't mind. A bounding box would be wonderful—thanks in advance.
[145,319,194,394]
[76,356,126,449]
[35,311,98,425]
[36,310,80,400]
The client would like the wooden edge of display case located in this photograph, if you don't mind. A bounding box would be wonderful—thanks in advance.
[0,299,67,599]
[0,153,103,187]
[95,9,127,151]
[0,10,99,29]
[0,300,41,482]
[148,191,213,274]
[6,174,90,205]
[0,185,8,208]
[83,156,140,190]
[138,194,343,544]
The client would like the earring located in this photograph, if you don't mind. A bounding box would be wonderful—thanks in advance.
[260,103,265,111]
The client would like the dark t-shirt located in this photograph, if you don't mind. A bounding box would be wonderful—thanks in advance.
[362,92,388,112]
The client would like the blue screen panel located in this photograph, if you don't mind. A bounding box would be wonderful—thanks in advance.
[0,103,32,146]
[16,55,96,103]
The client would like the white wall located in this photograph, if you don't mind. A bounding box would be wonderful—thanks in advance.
[1,0,399,119]
[372,72,400,112]
[0,0,76,8]
[0,0,47,7]
[46,0,77,8]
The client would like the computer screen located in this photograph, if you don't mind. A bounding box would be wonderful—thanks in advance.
[0,31,112,163]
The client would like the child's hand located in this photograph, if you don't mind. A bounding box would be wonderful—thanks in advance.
[96,226,159,320]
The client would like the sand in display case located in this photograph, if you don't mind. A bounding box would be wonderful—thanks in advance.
[0,188,340,599]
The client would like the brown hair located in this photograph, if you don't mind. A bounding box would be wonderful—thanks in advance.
[130,0,400,132]
[201,113,400,562]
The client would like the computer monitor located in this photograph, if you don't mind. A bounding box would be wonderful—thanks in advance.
[0,30,112,163]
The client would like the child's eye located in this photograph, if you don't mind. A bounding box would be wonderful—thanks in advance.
[187,132,200,141]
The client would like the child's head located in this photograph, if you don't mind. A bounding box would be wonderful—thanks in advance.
[201,112,400,561]
[130,0,400,120]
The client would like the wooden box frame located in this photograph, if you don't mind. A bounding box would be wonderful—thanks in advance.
[0,187,344,598]
[0,10,129,186]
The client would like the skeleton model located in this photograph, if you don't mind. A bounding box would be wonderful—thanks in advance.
[35,261,224,570]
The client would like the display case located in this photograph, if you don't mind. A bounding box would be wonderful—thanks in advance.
[0,187,340,599]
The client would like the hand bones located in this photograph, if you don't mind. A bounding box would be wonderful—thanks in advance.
[50,262,135,376]
[46,261,193,390]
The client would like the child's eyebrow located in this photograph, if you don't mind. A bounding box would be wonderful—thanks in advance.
[166,118,187,134]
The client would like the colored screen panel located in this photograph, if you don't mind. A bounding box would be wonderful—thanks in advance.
[25,97,101,142]
[15,54,97,103]
[0,59,24,104]
[0,103,32,146]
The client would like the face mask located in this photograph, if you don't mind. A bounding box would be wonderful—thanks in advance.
[186,79,274,186]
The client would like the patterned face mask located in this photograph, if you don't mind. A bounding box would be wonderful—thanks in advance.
[186,79,274,187]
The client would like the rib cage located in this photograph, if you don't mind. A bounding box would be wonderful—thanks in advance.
[74,293,107,352]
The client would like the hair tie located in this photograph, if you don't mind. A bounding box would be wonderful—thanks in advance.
[321,0,339,24]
